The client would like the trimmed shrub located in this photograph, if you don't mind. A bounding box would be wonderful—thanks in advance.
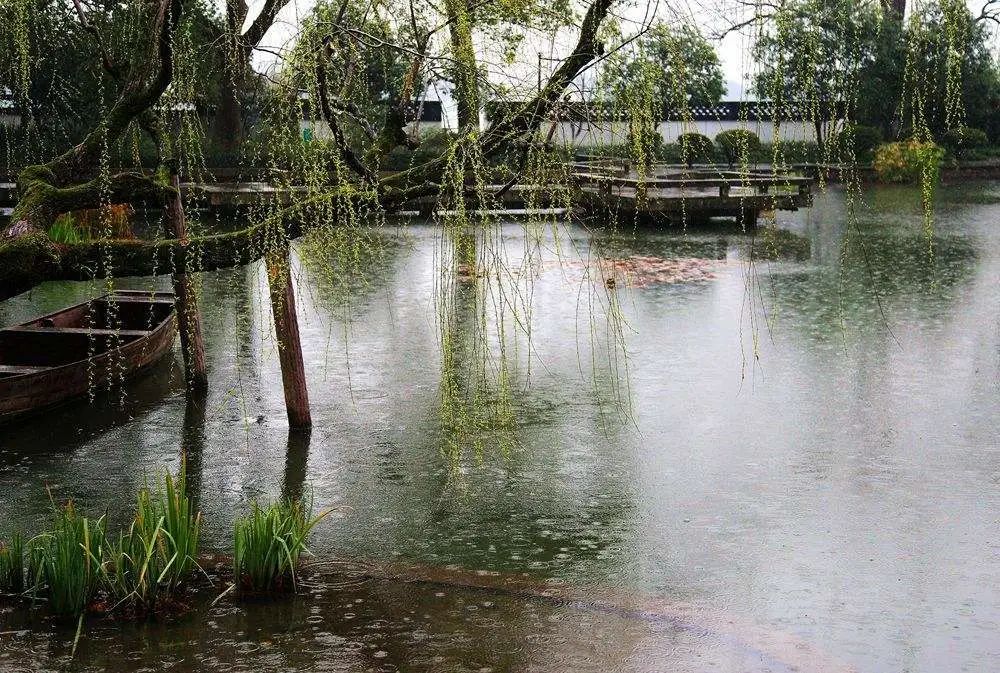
[628,125,664,165]
[941,126,989,159]
[873,140,945,184]
[829,124,882,162]
[715,130,761,167]
[677,132,714,166]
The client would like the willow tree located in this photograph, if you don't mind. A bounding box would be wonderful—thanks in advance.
[0,0,624,298]
[1,0,188,295]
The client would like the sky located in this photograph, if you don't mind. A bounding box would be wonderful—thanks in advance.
[246,0,999,101]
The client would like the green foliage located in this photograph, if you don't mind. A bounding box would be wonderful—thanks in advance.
[677,132,714,166]
[715,130,761,167]
[873,140,944,184]
[601,23,725,108]
[233,499,328,592]
[896,3,1000,143]
[828,124,883,162]
[47,213,82,244]
[105,469,201,610]
[0,533,25,594]
[753,0,874,145]
[287,0,411,139]
[941,126,989,158]
[384,130,459,171]
[853,2,1000,141]
[0,0,221,166]
[753,0,999,147]
[27,503,106,617]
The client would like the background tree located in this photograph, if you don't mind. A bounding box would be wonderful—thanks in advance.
[753,0,1000,146]
[597,23,723,160]
[599,23,724,109]
[752,0,879,148]
[895,1,1000,142]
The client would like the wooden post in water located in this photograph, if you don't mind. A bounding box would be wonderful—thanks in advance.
[267,248,311,428]
[738,207,760,230]
[165,172,208,388]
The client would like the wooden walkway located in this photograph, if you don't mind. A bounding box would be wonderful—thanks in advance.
[1,161,817,226]
[569,160,815,226]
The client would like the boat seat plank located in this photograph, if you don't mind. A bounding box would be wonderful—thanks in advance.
[103,296,176,305]
[0,364,51,375]
[114,290,174,296]
[2,326,150,337]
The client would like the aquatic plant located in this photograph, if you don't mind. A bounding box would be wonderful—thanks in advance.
[47,215,83,244]
[27,504,106,617]
[0,533,25,594]
[233,499,328,592]
[105,469,201,609]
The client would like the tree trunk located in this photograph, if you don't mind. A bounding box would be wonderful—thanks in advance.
[210,70,245,153]
[445,0,480,131]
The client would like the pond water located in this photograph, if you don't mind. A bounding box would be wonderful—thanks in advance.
[0,183,998,672]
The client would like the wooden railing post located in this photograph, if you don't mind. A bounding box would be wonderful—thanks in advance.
[266,247,311,428]
[165,172,208,389]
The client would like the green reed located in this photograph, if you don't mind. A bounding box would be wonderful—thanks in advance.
[0,533,25,594]
[27,503,106,617]
[105,468,201,609]
[233,499,328,592]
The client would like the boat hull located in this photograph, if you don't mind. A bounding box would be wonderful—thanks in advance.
[0,294,178,423]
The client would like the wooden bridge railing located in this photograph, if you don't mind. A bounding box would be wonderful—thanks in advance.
[571,171,814,199]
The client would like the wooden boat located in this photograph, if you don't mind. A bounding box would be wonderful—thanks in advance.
[0,290,177,422]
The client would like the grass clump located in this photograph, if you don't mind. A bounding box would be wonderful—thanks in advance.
[233,499,328,592]
[0,468,201,619]
[47,214,83,244]
[105,469,201,611]
[27,503,106,617]
[0,533,25,594]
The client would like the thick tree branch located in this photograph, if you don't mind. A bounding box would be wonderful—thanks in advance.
[316,45,376,181]
[380,0,617,205]
[48,0,184,183]
[0,215,305,301]
[243,0,291,48]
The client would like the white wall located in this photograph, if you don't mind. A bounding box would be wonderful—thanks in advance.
[301,116,826,147]
[300,119,443,141]
[543,119,820,147]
